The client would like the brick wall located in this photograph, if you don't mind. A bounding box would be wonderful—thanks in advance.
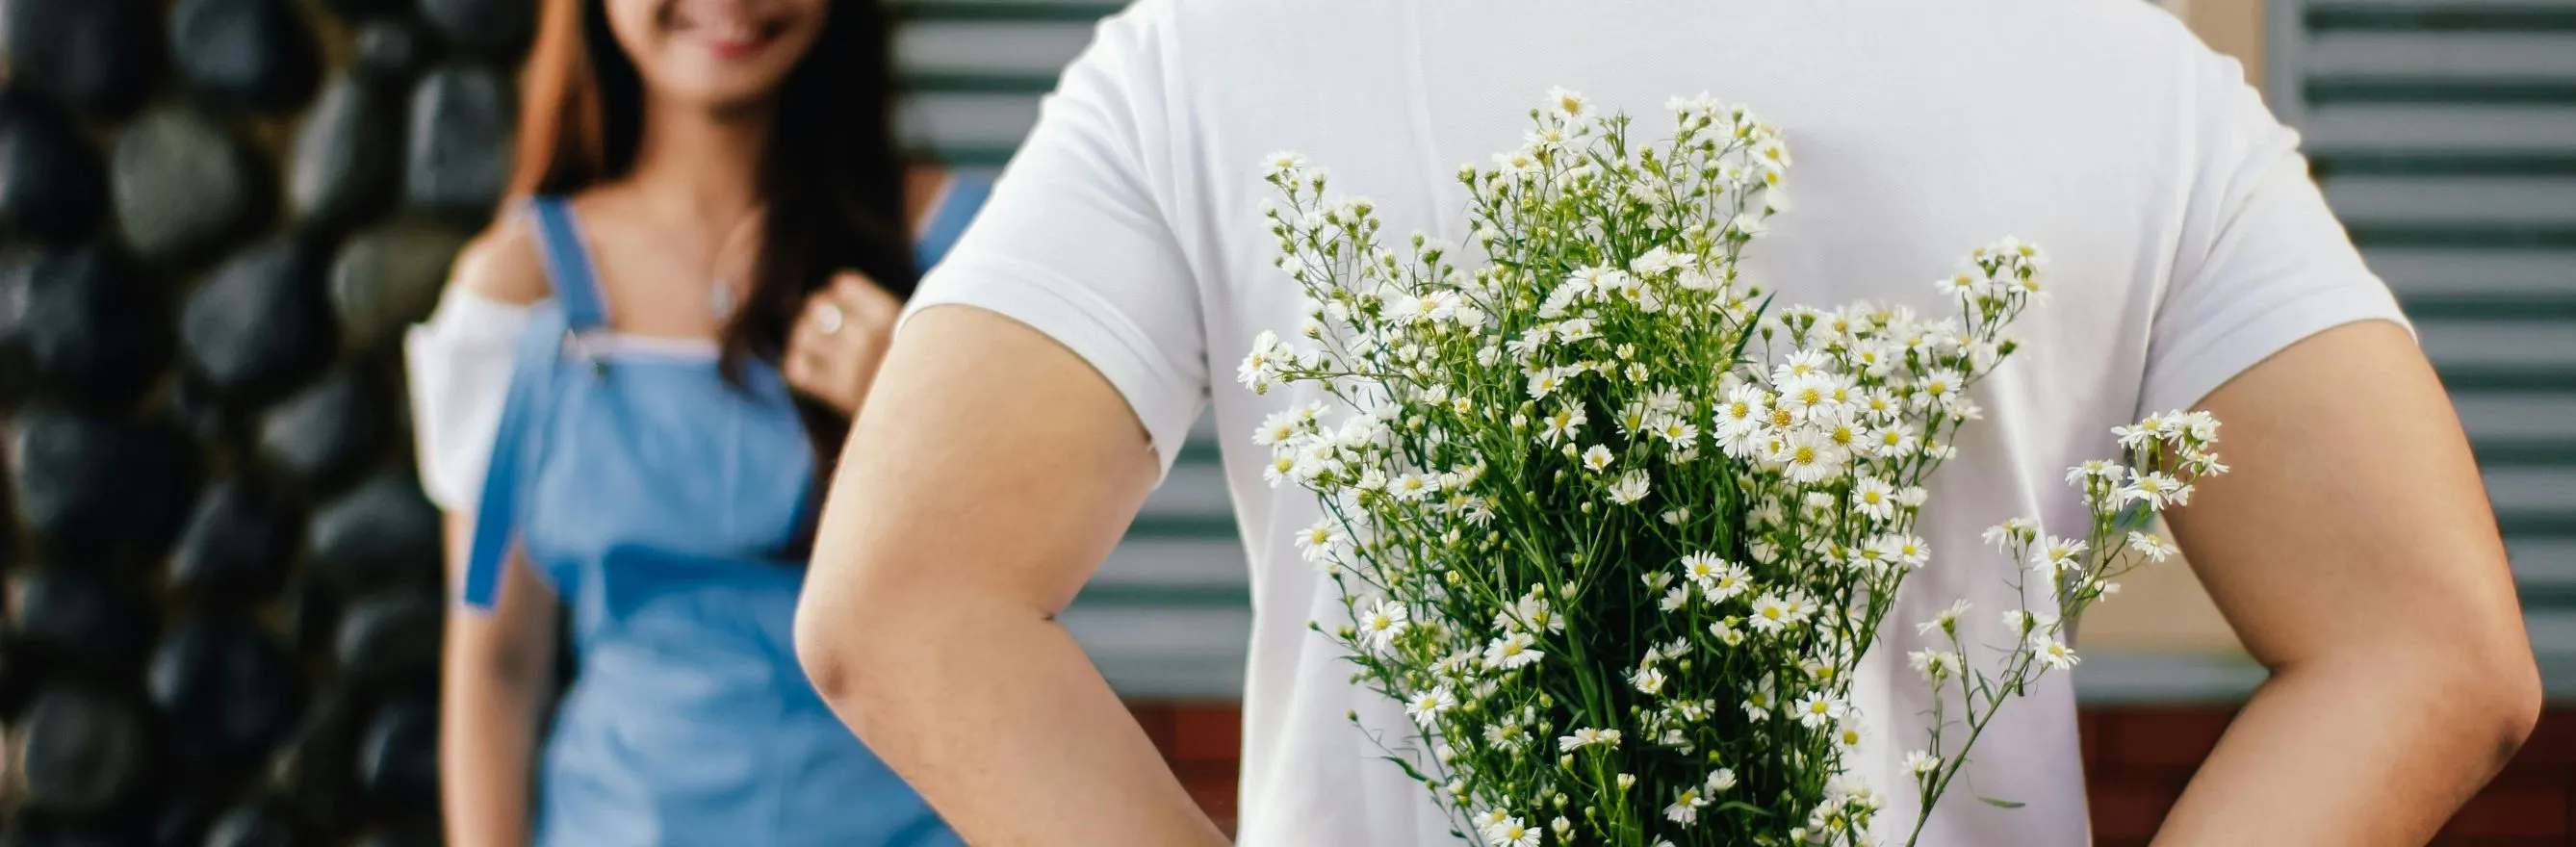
[1132,703,2573,843]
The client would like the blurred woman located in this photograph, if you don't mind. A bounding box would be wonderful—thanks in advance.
[405,0,985,843]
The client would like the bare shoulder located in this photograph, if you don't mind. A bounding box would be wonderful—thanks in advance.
[449,213,551,306]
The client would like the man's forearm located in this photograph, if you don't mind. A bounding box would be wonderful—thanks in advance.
[797,590,1231,847]
[2151,652,2536,844]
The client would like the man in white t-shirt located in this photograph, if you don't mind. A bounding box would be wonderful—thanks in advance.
[791,1,2537,844]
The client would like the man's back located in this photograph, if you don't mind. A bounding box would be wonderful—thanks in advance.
[909,0,2399,842]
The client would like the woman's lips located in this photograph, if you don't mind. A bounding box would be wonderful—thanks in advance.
[673,13,779,61]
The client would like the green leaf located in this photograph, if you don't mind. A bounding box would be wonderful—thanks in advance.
[1976,796,2027,809]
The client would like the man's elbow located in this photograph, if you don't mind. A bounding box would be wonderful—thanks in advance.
[2474,643,2543,767]
[793,575,908,714]
[2421,624,2544,771]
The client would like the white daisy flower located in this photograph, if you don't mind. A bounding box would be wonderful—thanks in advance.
[1749,593,1805,632]
[2031,535,2088,573]
[1538,403,1587,447]
[1664,787,1708,824]
[1580,444,1615,473]
[1238,331,1289,392]
[1706,768,1739,793]
[1482,817,1540,847]
[2127,530,2179,562]
[1357,600,1409,652]
[2120,469,2190,509]
[1607,470,1652,505]
[1558,727,1622,752]
[1483,631,1544,670]
[1917,599,1971,635]
[1907,649,1961,681]
[2033,634,2080,670]
[2065,458,2124,486]
[1679,552,1725,586]
[2112,413,2168,450]
[1903,750,1943,776]
[1792,691,1844,729]
[1778,429,1848,485]
[1705,566,1753,603]
[1404,686,1456,725]
[1911,369,1964,411]
[1546,86,1593,119]
[1632,666,1668,696]
[1259,150,1308,178]
[1850,476,1897,522]
[1389,472,1440,501]
[1292,520,1347,565]
[1630,246,1689,276]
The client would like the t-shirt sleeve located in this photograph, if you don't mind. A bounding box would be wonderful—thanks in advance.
[403,290,533,513]
[2137,45,2411,418]
[900,1,1208,476]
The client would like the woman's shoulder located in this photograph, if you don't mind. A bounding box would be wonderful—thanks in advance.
[451,206,553,307]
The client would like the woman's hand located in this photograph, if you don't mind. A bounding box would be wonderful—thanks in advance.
[784,271,903,416]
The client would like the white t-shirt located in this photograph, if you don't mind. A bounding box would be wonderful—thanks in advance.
[906,1,2405,843]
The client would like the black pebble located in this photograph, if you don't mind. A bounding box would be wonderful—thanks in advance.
[202,803,309,847]
[11,567,159,676]
[351,19,433,83]
[111,107,270,269]
[328,223,468,351]
[181,235,337,403]
[0,0,164,118]
[269,688,363,834]
[169,480,301,603]
[332,594,441,690]
[404,63,516,224]
[4,245,172,410]
[280,577,341,658]
[355,696,435,818]
[168,0,322,114]
[290,75,403,232]
[0,638,48,719]
[256,367,390,493]
[418,0,531,55]
[8,409,201,568]
[307,474,442,594]
[14,684,157,815]
[0,87,109,244]
[146,614,304,768]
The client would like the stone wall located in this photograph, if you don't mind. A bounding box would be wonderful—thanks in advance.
[0,0,523,842]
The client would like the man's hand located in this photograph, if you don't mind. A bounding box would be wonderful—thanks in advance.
[783,271,902,416]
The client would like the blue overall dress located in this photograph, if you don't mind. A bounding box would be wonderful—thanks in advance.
[459,183,989,846]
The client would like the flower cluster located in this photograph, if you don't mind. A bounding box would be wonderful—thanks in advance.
[1243,90,2222,847]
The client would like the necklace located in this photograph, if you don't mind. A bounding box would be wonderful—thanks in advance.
[703,206,762,323]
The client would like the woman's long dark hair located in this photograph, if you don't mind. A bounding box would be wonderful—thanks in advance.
[507,0,915,509]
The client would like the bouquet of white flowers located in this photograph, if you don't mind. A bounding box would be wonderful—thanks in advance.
[1240,90,2228,847]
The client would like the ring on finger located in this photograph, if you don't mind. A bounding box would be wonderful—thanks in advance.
[815,302,845,336]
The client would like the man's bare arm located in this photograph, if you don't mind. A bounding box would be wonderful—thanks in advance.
[793,305,1230,846]
[2154,320,2540,844]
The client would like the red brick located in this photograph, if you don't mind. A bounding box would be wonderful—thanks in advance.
[1173,759,1240,835]
[2096,707,2234,769]
[1127,701,1176,758]
[2086,772,2184,840]
[2436,772,2566,838]
[2504,709,2576,765]
[2079,710,2101,775]
[1171,703,1244,763]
